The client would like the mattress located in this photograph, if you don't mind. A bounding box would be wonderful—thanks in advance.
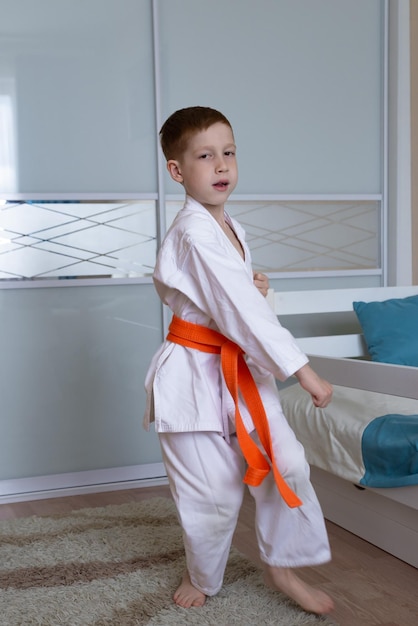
[279,384,418,488]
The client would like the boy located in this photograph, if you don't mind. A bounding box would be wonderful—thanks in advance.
[144,106,334,615]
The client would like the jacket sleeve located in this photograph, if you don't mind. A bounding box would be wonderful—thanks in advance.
[154,221,308,381]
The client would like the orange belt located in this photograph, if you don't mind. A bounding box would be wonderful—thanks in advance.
[167,315,302,509]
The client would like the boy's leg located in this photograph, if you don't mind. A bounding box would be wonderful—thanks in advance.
[249,409,330,567]
[159,431,246,606]
[248,409,334,614]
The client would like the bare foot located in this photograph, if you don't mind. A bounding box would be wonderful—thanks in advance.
[173,572,206,608]
[264,566,334,615]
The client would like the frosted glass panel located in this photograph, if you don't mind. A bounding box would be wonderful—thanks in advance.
[159,0,382,195]
[0,283,163,479]
[0,0,156,193]
[227,200,380,272]
[0,200,157,279]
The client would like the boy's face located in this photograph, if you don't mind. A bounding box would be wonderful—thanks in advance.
[167,122,238,212]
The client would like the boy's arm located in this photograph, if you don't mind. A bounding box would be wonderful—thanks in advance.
[161,227,308,380]
[294,364,333,408]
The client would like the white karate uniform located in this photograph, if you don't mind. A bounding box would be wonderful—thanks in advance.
[144,196,331,596]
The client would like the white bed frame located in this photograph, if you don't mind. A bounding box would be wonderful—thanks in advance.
[268,285,418,569]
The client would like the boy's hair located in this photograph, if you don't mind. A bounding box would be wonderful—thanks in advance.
[159,106,233,161]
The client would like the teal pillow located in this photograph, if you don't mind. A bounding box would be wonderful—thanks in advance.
[353,295,418,366]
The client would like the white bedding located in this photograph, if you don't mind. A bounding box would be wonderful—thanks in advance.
[279,384,418,486]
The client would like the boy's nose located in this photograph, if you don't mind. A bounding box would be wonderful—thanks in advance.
[216,157,228,172]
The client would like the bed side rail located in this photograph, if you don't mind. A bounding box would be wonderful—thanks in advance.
[269,285,418,316]
[308,354,418,399]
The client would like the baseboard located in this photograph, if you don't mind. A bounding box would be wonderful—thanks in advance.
[0,463,168,504]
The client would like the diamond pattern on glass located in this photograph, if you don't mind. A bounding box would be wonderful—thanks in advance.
[0,199,379,280]
[225,200,379,272]
[0,201,156,279]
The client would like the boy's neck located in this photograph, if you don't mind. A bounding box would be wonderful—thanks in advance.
[207,206,226,226]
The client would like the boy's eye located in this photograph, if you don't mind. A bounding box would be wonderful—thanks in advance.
[199,153,210,159]
[225,151,235,157]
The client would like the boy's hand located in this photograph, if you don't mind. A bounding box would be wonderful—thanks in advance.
[253,272,269,297]
[294,364,333,408]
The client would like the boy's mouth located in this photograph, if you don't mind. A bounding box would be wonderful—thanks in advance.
[213,180,229,190]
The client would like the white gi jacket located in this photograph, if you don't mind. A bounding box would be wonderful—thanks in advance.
[143,196,308,436]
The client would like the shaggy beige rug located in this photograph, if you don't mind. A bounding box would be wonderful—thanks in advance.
[0,497,338,625]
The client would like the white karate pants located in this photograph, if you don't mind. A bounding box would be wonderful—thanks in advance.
[159,408,331,597]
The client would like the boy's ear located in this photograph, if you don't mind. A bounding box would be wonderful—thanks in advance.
[166,160,183,184]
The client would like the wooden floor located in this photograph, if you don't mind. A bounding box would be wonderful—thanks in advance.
[1,485,417,626]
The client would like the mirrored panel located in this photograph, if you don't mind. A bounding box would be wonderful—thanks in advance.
[0,0,156,193]
[160,0,382,195]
